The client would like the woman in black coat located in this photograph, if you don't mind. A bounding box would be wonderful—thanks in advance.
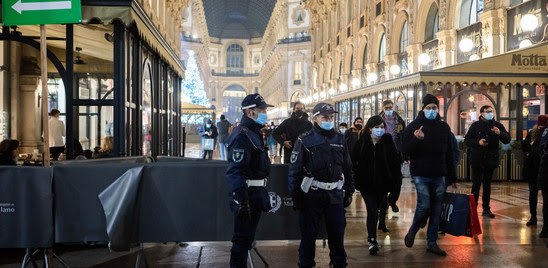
[522,118,547,226]
[0,139,32,165]
[351,116,402,256]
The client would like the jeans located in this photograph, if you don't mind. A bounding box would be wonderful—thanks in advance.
[219,142,228,161]
[361,192,384,239]
[230,208,262,268]
[471,167,495,211]
[298,203,347,268]
[409,176,446,245]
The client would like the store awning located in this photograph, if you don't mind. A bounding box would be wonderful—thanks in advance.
[81,4,185,78]
[421,41,548,85]
[332,42,548,102]
[181,102,214,113]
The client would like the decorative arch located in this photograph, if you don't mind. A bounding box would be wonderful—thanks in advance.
[222,83,249,95]
[372,24,386,63]
[415,0,439,43]
[343,45,354,75]
[357,35,369,69]
[391,10,410,54]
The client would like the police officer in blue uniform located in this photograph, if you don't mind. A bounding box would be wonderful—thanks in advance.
[288,102,355,268]
[225,93,274,267]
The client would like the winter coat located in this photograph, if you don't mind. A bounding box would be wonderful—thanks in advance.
[402,111,456,182]
[0,152,16,166]
[344,126,361,154]
[537,128,548,190]
[351,133,402,194]
[216,119,231,144]
[464,117,511,169]
[272,112,313,147]
[522,128,545,182]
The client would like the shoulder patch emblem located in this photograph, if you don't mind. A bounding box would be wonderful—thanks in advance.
[290,151,299,164]
[232,149,245,163]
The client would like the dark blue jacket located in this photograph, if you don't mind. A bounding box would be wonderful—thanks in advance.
[288,124,355,205]
[403,111,456,182]
[464,116,511,169]
[225,115,271,211]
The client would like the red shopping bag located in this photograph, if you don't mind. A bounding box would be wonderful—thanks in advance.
[465,195,482,237]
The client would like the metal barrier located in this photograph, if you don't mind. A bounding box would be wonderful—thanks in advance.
[52,156,154,165]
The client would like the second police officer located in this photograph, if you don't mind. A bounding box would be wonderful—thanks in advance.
[288,102,355,268]
[225,93,274,268]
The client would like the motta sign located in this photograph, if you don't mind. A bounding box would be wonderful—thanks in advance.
[2,0,82,26]
[511,54,548,66]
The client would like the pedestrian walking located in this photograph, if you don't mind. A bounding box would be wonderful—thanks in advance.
[273,101,313,163]
[217,114,232,160]
[200,119,218,160]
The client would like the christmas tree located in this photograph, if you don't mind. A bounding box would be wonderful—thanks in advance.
[181,51,211,107]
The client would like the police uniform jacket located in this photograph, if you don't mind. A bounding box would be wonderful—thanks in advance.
[288,124,355,205]
[225,115,271,211]
[464,116,511,169]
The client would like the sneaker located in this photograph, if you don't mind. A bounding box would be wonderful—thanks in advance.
[526,218,537,226]
[482,211,495,218]
[378,222,389,233]
[368,238,379,256]
[390,203,399,213]
[404,231,416,248]
[426,244,447,256]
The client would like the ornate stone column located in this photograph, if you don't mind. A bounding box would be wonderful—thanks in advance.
[478,8,506,57]
[383,54,399,80]
[405,43,422,74]
[18,75,42,153]
[436,29,457,68]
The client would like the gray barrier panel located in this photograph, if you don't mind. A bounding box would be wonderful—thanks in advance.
[0,167,53,248]
[53,164,143,243]
[52,156,153,165]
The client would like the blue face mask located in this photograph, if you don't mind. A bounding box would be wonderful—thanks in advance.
[206,124,211,128]
[373,127,385,137]
[385,110,393,116]
[424,109,438,120]
[485,112,494,120]
[320,121,334,130]
[340,128,346,134]
[253,112,268,125]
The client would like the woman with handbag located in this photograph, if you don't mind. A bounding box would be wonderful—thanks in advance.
[351,115,401,255]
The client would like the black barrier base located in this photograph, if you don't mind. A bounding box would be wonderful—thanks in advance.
[22,248,70,268]
[135,243,150,268]
[248,241,269,267]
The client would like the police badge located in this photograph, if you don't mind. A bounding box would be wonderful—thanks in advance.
[290,151,299,163]
[232,149,245,163]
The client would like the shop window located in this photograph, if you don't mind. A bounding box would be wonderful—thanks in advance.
[360,16,365,28]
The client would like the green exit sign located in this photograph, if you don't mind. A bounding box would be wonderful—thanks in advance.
[2,0,82,26]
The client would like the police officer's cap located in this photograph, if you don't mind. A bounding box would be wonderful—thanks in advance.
[312,102,338,117]
[241,93,274,110]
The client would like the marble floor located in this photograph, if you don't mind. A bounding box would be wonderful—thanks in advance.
[1,178,546,267]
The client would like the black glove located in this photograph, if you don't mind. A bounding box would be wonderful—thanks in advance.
[343,192,353,208]
[237,200,251,220]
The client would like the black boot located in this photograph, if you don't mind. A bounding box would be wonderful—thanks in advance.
[426,243,447,256]
[404,230,416,248]
[527,217,537,226]
[368,237,379,256]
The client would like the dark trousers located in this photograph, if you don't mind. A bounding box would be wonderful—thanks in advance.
[361,192,384,239]
[471,166,495,211]
[298,203,346,268]
[283,147,292,164]
[230,208,262,268]
[529,179,539,219]
[202,150,213,160]
[50,146,65,160]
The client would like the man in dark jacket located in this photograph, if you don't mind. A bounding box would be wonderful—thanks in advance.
[379,100,406,213]
[217,115,232,161]
[523,116,547,226]
[345,117,363,156]
[403,94,456,256]
[273,101,313,163]
[464,105,511,218]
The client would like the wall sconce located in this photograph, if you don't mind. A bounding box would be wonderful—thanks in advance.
[459,38,474,52]
[418,53,431,66]
[389,65,401,75]
[313,93,319,100]
[367,73,378,82]
[320,92,327,99]
[351,78,361,88]
[328,87,336,95]
[339,83,348,92]
[519,13,548,46]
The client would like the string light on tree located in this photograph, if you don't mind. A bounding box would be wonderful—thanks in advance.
[181,51,211,108]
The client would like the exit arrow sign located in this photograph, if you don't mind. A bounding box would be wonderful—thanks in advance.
[2,0,82,26]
